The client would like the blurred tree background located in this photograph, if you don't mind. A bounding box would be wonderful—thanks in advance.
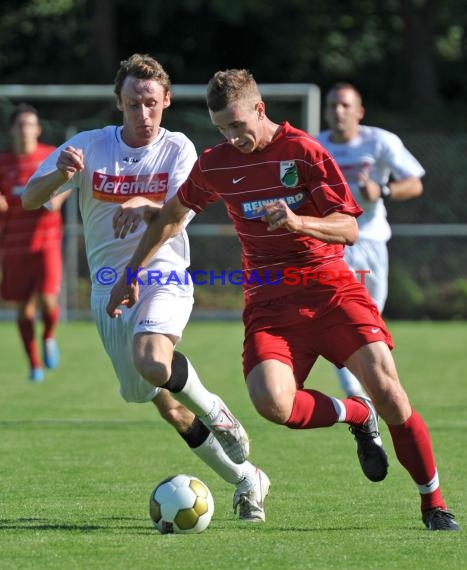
[1,0,467,319]
[1,0,466,118]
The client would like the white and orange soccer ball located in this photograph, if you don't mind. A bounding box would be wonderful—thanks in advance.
[149,474,214,534]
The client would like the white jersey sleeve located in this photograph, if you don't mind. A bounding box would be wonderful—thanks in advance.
[369,127,425,182]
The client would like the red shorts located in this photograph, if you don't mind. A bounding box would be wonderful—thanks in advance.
[242,283,393,387]
[1,248,62,301]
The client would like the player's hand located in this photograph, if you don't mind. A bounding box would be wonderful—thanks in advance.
[112,200,145,239]
[257,199,302,232]
[56,146,84,181]
[357,176,381,202]
[106,276,139,318]
[112,197,162,239]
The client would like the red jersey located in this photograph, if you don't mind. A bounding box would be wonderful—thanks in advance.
[178,122,363,303]
[0,143,62,254]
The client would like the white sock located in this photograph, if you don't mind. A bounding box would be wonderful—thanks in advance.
[418,470,440,495]
[173,357,217,417]
[336,366,366,397]
[191,432,251,485]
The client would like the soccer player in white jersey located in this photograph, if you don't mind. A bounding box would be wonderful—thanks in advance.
[317,82,424,397]
[22,54,269,522]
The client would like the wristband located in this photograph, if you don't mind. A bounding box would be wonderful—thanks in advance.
[380,184,392,199]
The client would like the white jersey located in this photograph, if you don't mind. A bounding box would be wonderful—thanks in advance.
[30,125,197,293]
[317,125,425,242]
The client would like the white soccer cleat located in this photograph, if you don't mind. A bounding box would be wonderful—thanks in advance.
[233,468,270,522]
[205,397,250,464]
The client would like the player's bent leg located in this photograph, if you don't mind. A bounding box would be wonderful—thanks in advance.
[246,357,389,482]
[165,351,250,464]
[343,343,400,482]
[246,359,297,424]
[246,358,368,432]
[18,297,37,322]
[153,388,197,431]
[344,341,412,425]
[152,393,269,522]
[346,342,460,528]
[139,334,249,463]
[133,332,175,386]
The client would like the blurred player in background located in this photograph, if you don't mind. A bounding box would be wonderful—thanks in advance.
[107,68,459,531]
[0,103,65,382]
[317,83,424,397]
[22,54,269,522]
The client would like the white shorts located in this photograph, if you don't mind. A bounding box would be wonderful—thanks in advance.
[91,282,194,403]
[344,238,388,312]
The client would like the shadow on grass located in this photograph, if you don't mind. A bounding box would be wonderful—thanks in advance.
[0,517,151,532]
[0,517,425,536]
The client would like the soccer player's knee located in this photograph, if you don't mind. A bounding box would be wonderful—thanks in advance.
[246,376,290,423]
[249,387,291,424]
[255,401,288,424]
[135,358,171,386]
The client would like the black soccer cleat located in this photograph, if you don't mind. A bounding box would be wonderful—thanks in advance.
[348,396,389,482]
[422,508,460,531]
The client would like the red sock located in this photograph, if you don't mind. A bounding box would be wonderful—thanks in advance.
[388,409,446,511]
[17,318,41,368]
[286,389,338,429]
[343,397,371,425]
[42,305,60,340]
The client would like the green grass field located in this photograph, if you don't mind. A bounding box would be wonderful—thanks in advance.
[1,320,466,569]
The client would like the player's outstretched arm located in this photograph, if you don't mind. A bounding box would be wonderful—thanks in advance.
[106,195,190,318]
[22,146,84,210]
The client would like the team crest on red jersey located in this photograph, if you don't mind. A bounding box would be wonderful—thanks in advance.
[280,161,298,188]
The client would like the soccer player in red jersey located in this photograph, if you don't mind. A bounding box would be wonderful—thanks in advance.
[0,104,66,382]
[106,69,459,531]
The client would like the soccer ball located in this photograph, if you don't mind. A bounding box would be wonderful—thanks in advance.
[149,474,214,534]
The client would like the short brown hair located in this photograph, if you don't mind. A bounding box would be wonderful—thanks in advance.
[113,54,171,100]
[9,102,39,126]
[326,82,363,104]
[206,69,261,112]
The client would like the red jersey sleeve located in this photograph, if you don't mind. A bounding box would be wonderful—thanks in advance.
[304,142,363,218]
[177,152,221,214]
